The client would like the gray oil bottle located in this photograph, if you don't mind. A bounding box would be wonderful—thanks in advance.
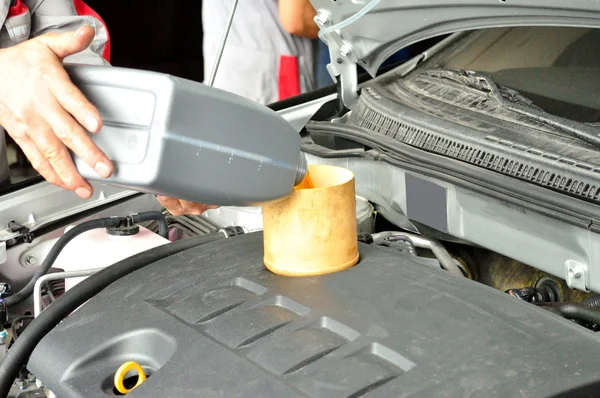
[67,64,307,206]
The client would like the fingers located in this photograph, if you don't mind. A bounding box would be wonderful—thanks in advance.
[12,135,65,189]
[42,56,103,135]
[43,97,112,178]
[157,196,219,216]
[48,67,103,134]
[0,30,110,199]
[7,121,92,198]
[36,26,95,60]
[157,196,184,216]
[179,201,219,216]
[39,44,113,179]
[37,26,105,136]
[27,122,93,197]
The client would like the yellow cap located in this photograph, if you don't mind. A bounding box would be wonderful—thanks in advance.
[114,361,147,395]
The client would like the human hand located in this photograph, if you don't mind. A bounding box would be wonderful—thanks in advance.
[157,196,219,217]
[0,26,113,199]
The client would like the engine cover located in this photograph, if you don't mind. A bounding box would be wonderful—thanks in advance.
[29,233,600,397]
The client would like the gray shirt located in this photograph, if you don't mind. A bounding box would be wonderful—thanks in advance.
[202,0,316,105]
[0,0,109,186]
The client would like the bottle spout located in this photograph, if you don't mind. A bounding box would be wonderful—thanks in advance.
[294,153,308,186]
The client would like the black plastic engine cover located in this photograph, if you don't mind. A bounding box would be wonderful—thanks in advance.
[29,233,600,397]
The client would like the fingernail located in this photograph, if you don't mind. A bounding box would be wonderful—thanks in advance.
[75,26,90,37]
[84,114,99,132]
[75,187,92,199]
[94,161,112,178]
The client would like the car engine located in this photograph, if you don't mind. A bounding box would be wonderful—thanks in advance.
[25,232,600,397]
[3,27,600,397]
[0,178,598,398]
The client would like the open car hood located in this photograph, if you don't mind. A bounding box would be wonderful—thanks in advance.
[310,0,600,107]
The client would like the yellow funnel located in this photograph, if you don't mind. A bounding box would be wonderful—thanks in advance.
[262,164,359,276]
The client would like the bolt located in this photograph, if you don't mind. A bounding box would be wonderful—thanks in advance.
[339,43,352,58]
[314,10,330,26]
[16,380,25,390]
[25,255,36,266]
[569,268,582,279]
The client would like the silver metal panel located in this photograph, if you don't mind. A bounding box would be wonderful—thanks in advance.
[305,153,600,293]
[202,206,263,233]
[310,0,600,75]
[0,182,144,241]
[276,93,337,132]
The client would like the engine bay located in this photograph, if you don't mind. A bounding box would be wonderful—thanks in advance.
[2,25,600,397]
[0,185,599,398]
[25,232,600,397]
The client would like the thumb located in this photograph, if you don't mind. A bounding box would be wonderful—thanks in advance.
[36,26,95,59]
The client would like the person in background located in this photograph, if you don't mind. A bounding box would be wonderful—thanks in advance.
[277,0,335,88]
[202,0,318,105]
[278,0,320,39]
[315,40,332,88]
[0,0,209,216]
[281,1,415,89]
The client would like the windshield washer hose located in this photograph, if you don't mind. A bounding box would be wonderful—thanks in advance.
[370,231,464,277]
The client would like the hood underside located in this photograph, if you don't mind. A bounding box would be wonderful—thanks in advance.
[310,0,600,76]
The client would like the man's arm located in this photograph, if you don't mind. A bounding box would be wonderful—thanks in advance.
[0,1,210,215]
[0,24,112,199]
[278,0,319,39]
[10,1,216,215]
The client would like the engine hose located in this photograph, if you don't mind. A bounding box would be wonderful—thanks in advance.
[0,232,227,397]
[582,295,600,307]
[370,232,464,277]
[4,217,123,308]
[537,302,600,325]
[130,211,169,239]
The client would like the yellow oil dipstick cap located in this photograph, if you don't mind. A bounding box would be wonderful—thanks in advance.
[114,361,147,395]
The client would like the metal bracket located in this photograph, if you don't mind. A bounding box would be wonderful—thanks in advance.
[315,10,359,110]
[8,221,33,244]
[0,241,5,265]
[34,268,103,317]
[565,260,589,292]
